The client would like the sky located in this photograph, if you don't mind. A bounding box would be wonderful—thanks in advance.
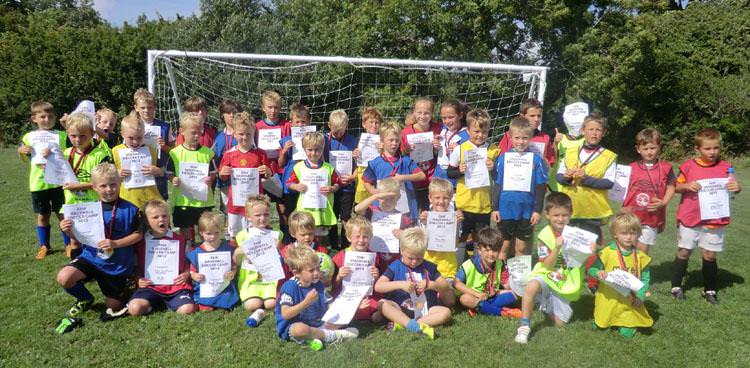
[92,0,201,26]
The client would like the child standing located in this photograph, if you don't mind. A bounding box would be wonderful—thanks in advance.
[279,103,312,239]
[435,98,469,183]
[419,178,463,279]
[324,109,358,250]
[623,128,676,253]
[18,101,69,259]
[176,96,217,148]
[112,113,163,209]
[133,88,174,200]
[213,99,242,214]
[401,98,442,210]
[548,102,586,192]
[497,98,555,165]
[95,108,119,149]
[590,211,653,338]
[187,212,239,311]
[353,107,383,204]
[671,128,741,304]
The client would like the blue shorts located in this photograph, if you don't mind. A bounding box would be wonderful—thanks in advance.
[130,288,194,312]
[278,318,323,341]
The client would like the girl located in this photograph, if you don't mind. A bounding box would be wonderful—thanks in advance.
[400,98,442,210]
[435,98,469,183]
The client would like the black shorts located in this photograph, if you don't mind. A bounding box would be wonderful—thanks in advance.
[461,211,491,239]
[283,192,299,216]
[172,206,213,229]
[31,187,64,214]
[414,187,430,213]
[500,219,534,242]
[130,288,194,312]
[68,257,130,302]
[155,176,169,200]
[333,191,355,222]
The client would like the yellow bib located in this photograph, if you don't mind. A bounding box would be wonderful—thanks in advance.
[455,141,499,214]
[559,146,616,219]
[593,245,653,328]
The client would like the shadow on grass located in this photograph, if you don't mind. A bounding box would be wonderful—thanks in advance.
[649,260,745,292]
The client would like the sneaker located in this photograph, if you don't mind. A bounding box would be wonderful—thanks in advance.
[333,327,359,342]
[419,323,435,340]
[514,325,530,344]
[100,306,129,322]
[501,307,522,319]
[671,287,686,300]
[35,247,49,260]
[306,339,324,351]
[386,322,404,332]
[67,299,94,317]
[702,290,719,305]
[619,327,637,339]
[55,317,82,334]
[467,308,477,317]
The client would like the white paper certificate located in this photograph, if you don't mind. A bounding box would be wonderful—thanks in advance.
[426,211,457,252]
[608,164,632,202]
[529,142,546,157]
[261,174,283,198]
[240,228,284,282]
[300,168,328,209]
[291,126,317,161]
[604,269,644,297]
[370,212,401,253]
[144,238,180,285]
[120,147,156,189]
[143,124,162,159]
[62,202,105,246]
[502,152,534,192]
[507,255,532,296]
[561,226,597,268]
[357,133,380,167]
[231,168,260,207]
[197,251,232,298]
[406,132,434,163]
[330,150,353,176]
[563,102,589,137]
[27,130,60,165]
[257,128,282,153]
[465,147,490,189]
[322,285,369,325]
[698,178,730,220]
[44,150,78,185]
[178,162,209,201]
[343,251,376,291]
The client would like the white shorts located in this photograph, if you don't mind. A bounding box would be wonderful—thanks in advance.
[678,224,725,252]
[638,225,658,246]
[531,276,573,323]
[227,213,247,238]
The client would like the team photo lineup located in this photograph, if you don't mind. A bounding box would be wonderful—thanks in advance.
[18,87,742,348]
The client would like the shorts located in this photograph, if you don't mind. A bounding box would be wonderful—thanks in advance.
[227,212,247,238]
[218,187,229,214]
[678,224,725,252]
[68,257,130,302]
[283,192,299,216]
[639,225,658,246]
[130,288,194,312]
[461,211,491,240]
[333,191,354,222]
[31,187,64,214]
[500,219,534,243]
[569,218,604,246]
[353,296,380,321]
[155,176,169,200]
[172,206,212,229]
[531,276,572,323]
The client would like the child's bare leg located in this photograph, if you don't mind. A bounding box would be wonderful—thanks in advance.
[459,293,481,309]
[514,238,527,256]
[500,240,511,259]
[38,213,51,227]
[57,266,87,289]
[104,296,124,310]
[417,306,451,327]
[243,298,263,312]
[379,300,412,327]
[289,322,326,340]
[438,288,455,307]
[263,298,276,309]
[128,298,152,316]
[521,279,541,319]
[175,303,196,315]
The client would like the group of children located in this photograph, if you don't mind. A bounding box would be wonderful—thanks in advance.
[18,89,741,347]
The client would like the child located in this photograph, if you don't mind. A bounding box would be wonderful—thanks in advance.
[112,112,163,209]
[176,96,217,148]
[491,117,548,258]
[96,108,119,148]
[354,178,412,264]
[18,101,68,259]
[435,98,469,183]
[401,98,442,210]
[548,102,586,192]
[213,99,242,214]
[623,128,676,253]
[671,128,741,304]
[134,88,175,200]
[279,103,311,238]
[362,123,425,220]
[497,98,555,165]
[375,227,452,339]
[331,216,383,322]
[56,163,142,332]
[286,132,341,238]
[187,212,239,311]
[281,211,332,284]
[419,178,463,279]
[276,246,359,348]
[353,107,383,204]
[128,199,195,316]
[514,192,588,344]
[446,109,499,257]
[590,211,653,338]
[324,109,358,249]
[218,112,271,238]
[167,112,218,246]
[234,195,282,325]
[454,227,518,316]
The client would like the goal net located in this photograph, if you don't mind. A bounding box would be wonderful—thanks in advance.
[147,50,547,143]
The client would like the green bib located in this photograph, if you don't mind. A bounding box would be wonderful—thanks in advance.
[22,130,67,192]
[293,162,336,226]
[63,142,112,204]
[530,225,584,301]
[459,258,504,294]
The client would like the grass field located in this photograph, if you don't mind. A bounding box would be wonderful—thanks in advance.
[1,148,748,367]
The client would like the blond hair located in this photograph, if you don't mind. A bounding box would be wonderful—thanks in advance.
[244,194,271,215]
[261,90,282,106]
[377,178,401,195]
[133,88,155,106]
[399,227,428,253]
[232,111,255,132]
[198,212,224,233]
[609,211,642,236]
[582,113,607,131]
[285,245,319,272]
[428,178,453,195]
[120,111,144,133]
[466,108,491,131]
[66,112,94,134]
[30,101,55,117]
[97,108,116,120]
[180,112,202,129]
[142,198,168,217]
[379,122,401,141]
[345,215,373,238]
[91,162,120,184]
[328,109,349,130]
[508,116,534,137]
[289,211,316,237]
[414,97,434,111]
[183,97,207,112]
[301,131,325,150]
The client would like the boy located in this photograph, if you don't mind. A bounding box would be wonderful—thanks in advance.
[167,112,218,246]
[353,107,383,204]
[375,227,452,339]
[497,98,555,165]
[281,211,333,284]
[671,128,741,304]
[276,246,359,348]
[419,178,463,279]
[401,98,442,210]
[279,103,312,240]
[624,128,675,253]
[96,108,119,148]
[324,109,357,250]
[175,96,217,148]
[18,101,68,259]
[354,178,412,264]
[111,112,163,209]
[213,99,242,214]
[56,163,142,332]
[491,117,548,258]
[133,88,174,200]
[128,199,195,316]
[256,90,291,175]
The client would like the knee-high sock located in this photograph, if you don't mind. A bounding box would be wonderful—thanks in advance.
[64,282,93,301]
[672,257,689,288]
[702,259,718,292]
[37,226,51,248]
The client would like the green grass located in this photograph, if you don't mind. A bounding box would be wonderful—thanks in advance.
[1,148,749,367]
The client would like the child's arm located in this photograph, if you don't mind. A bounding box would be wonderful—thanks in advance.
[280,288,320,320]
[578,160,615,189]
[540,237,563,270]
[218,154,232,181]
[63,182,93,191]
[453,278,484,300]
[394,171,425,183]
[588,256,606,280]
[278,139,294,167]
[17,143,32,158]
[354,192,392,215]
[97,231,143,255]
[374,274,413,295]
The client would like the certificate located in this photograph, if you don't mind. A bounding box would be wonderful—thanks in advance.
[257,128,282,153]
[561,226,597,268]
[330,150,353,176]
[464,147,490,189]
[426,211,457,252]
[406,272,428,319]
[563,102,589,137]
[27,130,60,165]
[507,255,532,296]
[608,164,631,202]
[240,228,284,282]
[197,251,232,298]
[604,269,645,297]
[144,238,180,285]
[322,285,369,325]
[502,152,533,192]
[406,132,434,163]
[231,168,260,207]
[698,178,730,220]
[370,212,401,253]
[178,162,209,201]
[357,133,380,167]
[343,251,376,291]
[529,142,546,157]
[291,126,316,161]
[44,150,78,185]
[300,168,328,209]
[120,146,156,189]
[261,174,283,198]
[143,124,162,159]
[62,202,105,247]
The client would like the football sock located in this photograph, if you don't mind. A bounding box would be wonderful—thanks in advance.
[478,292,518,315]
[520,317,530,326]
[702,258,718,292]
[64,282,93,301]
[671,257,688,288]
[320,328,336,343]
[406,319,421,333]
[37,226,51,248]
[61,230,71,246]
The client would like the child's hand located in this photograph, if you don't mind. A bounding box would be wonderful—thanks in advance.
[375,142,384,151]
[320,185,335,194]
[156,137,166,148]
[225,270,236,280]
[686,181,701,192]
[338,266,352,279]
[530,212,541,226]
[60,218,73,233]
[647,197,665,212]
[173,272,190,285]
[403,281,416,293]
[282,140,294,151]
[295,183,308,193]
[727,180,741,193]
[572,168,585,179]
[41,147,52,158]
[352,148,361,159]
[119,168,132,178]
[432,136,441,150]
[416,280,427,293]
[192,273,205,283]
[491,211,501,223]
[485,158,494,170]
[340,175,354,186]
[370,266,380,279]
[258,165,269,177]
[392,229,402,238]
[597,270,607,280]
[171,177,181,186]
[475,291,488,301]
[17,145,32,155]
[303,288,319,305]
[97,239,116,253]
[554,128,563,145]
[202,176,213,185]
[138,278,153,288]
[59,113,69,127]
[448,142,459,150]
[219,166,233,177]
[459,162,467,173]
[139,165,154,176]
[455,209,464,224]
[377,191,399,200]
[419,211,428,223]
[392,174,403,183]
